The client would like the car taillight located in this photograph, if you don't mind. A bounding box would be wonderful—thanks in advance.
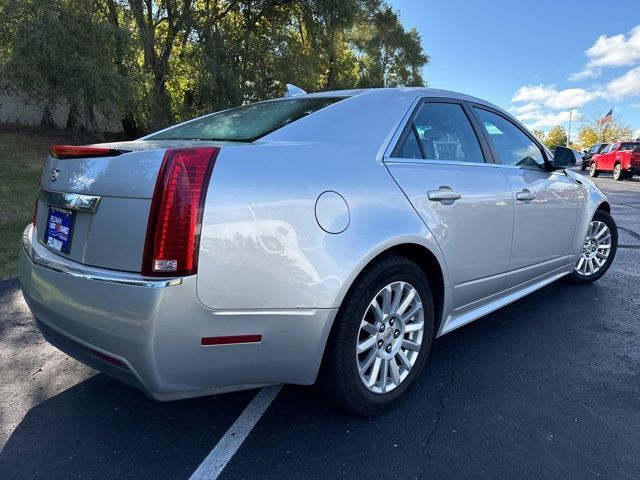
[142,147,219,276]
[49,145,125,159]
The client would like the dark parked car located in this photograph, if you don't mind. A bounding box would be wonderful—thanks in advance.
[581,143,608,170]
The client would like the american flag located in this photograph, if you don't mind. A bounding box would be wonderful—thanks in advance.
[598,108,613,126]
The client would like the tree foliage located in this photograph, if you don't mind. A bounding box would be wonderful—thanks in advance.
[543,125,567,150]
[0,0,429,133]
[576,114,634,149]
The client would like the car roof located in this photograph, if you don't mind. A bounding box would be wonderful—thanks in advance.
[300,87,508,117]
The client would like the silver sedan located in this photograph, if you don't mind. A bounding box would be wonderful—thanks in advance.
[19,87,618,415]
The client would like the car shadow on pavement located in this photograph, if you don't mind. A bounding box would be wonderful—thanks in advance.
[0,374,255,480]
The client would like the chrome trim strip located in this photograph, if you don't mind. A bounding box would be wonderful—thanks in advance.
[39,189,101,213]
[22,225,182,288]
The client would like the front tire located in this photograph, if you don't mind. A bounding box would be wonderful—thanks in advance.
[564,210,617,284]
[318,255,435,415]
[589,162,599,177]
[580,161,587,171]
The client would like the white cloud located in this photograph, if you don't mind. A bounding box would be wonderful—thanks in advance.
[569,25,640,81]
[514,107,583,130]
[511,85,596,109]
[605,66,640,100]
[567,67,601,81]
[585,25,640,68]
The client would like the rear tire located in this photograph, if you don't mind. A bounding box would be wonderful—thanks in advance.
[563,209,617,284]
[613,163,624,181]
[589,162,599,177]
[580,161,587,171]
[318,255,435,416]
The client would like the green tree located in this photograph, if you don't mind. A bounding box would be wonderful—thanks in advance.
[0,0,430,133]
[577,114,634,148]
[351,0,428,87]
[543,125,567,150]
[1,0,131,131]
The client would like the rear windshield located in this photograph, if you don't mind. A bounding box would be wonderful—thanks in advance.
[147,97,343,142]
[619,142,640,151]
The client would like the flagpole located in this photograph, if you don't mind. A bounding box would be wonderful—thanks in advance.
[567,108,573,147]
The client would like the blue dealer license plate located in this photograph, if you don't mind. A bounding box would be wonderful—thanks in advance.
[44,207,75,253]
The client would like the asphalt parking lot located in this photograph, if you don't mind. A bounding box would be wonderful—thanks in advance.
[1,170,639,480]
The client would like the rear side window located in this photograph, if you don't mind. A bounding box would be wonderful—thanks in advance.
[619,142,640,151]
[473,108,544,169]
[147,98,342,142]
[393,102,485,163]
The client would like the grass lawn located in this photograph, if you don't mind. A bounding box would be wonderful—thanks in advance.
[0,125,126,279]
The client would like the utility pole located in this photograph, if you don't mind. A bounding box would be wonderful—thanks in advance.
[566,108,573,147]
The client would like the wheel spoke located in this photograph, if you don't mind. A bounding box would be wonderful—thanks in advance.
[357,336,377,353]
[389,357,401,385]
[380,359,389,391]
[360,320,378,335]
[404,321,424,333]
[389,282,404,314]
[595,223,608,239]
[359,350,376,373]
[381,286,392,315]
[400,302,421,323]
[397,350,412,370]
[397,287,417,316]
[402,339,420,352]
[370,298,383,322]
[367,357,382,388]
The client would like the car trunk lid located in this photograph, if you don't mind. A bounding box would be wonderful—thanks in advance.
[35,140,227,273]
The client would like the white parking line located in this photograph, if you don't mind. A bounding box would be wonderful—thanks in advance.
[189,385,283,480]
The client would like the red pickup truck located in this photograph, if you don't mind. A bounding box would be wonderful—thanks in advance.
[589,141,640,180]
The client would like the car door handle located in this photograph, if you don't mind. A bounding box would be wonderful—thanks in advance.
[516,189,536,202]
[427,187,462,203]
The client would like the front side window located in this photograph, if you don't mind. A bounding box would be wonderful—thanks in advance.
[147,97,342,142]
[393,102,485,162]
[473,108,544,169]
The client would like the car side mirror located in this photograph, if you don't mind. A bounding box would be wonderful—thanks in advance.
[549,146,577,169]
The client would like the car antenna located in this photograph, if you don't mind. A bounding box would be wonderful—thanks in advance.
[284,84,307,97]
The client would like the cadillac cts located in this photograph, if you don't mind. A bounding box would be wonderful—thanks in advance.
[19,88,618,415]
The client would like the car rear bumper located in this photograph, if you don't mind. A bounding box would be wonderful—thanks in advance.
[19,225,336,400]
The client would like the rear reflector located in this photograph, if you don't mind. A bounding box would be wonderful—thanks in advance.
[201,335,262,346]
[49,145,124,159]
[142,147,219,276]
[33,197,38,227]
[91,349,125,367]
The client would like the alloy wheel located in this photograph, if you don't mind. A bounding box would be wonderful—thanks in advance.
[614,164,622,180]
[356,281,424,394]
[575,220,612,276]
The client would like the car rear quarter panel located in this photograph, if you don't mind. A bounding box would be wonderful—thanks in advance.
[196,142,449,310]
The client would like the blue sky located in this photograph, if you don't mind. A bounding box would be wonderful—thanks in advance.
[390,0,640,139]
